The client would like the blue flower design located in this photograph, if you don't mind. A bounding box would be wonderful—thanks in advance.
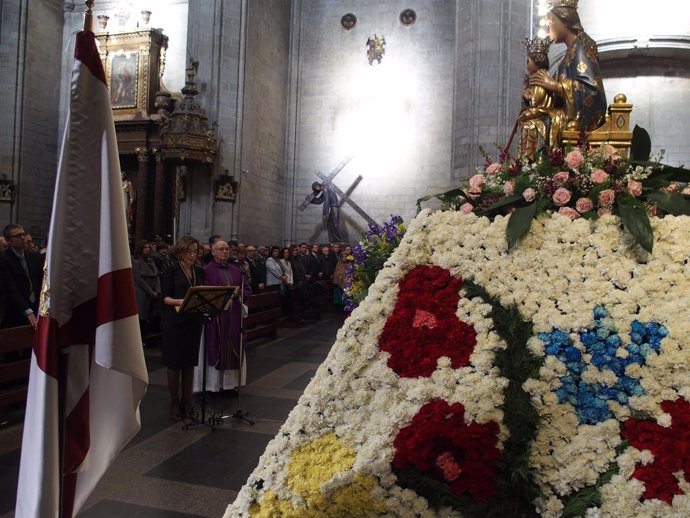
[539,306,668,424]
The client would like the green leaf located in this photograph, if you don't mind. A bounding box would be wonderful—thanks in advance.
[641,172,672,189]
[631,125,651,162]
[478,194,524,215]
[658,165,690,182]
[416,188,468,211]
[506,203,537,250]
[617,201,653,253]
[636,163,690,183]
[645,191,690,216]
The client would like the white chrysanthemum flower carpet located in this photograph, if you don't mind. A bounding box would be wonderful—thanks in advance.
[226,210,690,518]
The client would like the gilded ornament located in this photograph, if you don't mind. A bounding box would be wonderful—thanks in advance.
[576,60,588,74]
[39,262,51,318]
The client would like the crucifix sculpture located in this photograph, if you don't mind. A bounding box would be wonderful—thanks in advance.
[297,156,378,243]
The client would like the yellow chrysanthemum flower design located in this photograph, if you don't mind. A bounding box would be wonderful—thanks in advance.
[249,433,384,517]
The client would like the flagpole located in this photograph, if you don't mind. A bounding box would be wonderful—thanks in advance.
[84,0,95,32]
[58,6,96,516]
[57,352,67,518]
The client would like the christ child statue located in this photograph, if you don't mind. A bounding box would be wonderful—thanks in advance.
[518,37,566,161]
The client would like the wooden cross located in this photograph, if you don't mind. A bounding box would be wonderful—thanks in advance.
[297,156,378,228]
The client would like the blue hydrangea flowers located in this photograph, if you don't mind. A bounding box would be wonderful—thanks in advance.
[539,306,668,424]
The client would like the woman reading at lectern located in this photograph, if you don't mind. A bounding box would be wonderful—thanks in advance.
[161,235,205,421]
[529,0,607,133]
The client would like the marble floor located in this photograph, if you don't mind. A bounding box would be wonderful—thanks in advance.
[0,313,345,518]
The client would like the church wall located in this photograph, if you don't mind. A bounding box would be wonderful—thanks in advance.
[452,0,531,182]
[0,0,63,238]
[575,0,690,166]
[0,0,26,227]
[185,0,244,243]
[235,0,292,247]
[284,0,459,245]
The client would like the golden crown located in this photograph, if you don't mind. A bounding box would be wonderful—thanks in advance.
[547,0,578,8]
[523,37,551,60]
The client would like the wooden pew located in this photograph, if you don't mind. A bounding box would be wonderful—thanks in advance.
[245,291,283,341]
[0,325,34,424]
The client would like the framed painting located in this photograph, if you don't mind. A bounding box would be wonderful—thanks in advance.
[109,53,138,109]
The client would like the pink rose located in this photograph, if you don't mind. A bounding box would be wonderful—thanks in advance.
[468,186,482,199]
[558,207,580,220]
[599,189,616,206]
[682,187,690,196]
[646,204,661,217]
[591,169,609,184]
[552,171,570,186]
[598,206,613,216]
[627,180,643,197]
[552,187,572,207]
[503,180,515,195]
[459,203,474,214]
[523,188,536,202]
[575,197,594,213]
[565,149,584,169]
[469,174,486,189]
[666,183,680,193]
[601,144,617,158]
[486,162,502,176]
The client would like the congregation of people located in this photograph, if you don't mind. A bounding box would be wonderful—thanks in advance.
[1,223,354,421]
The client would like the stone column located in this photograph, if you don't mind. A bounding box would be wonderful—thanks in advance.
[135,147,150,241]
[152,149,167,238]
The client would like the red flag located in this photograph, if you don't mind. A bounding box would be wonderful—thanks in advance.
[15,31,148,518]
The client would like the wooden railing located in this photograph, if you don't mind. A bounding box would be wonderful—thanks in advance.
[0,325,34,424]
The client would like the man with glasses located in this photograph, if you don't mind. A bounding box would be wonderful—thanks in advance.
[195,240,252,393]
[1,224,43,328]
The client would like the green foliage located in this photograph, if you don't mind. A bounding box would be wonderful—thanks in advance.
[506,203,537,250]
[631,125,652,162]
[417,128,690,254]
[618,198,654,253]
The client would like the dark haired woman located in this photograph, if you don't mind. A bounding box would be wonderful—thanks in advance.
[265,246,285,294]
[529,0,606,132]
[160,235,205,420]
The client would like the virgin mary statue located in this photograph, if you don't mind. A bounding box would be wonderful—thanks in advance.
[530,0,607,133]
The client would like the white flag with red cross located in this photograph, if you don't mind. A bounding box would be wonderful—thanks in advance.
[15,30,148,518]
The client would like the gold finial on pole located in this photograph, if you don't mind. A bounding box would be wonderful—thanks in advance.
[84,0,95,32]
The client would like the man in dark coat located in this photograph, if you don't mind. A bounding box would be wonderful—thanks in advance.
[246,245,266,293]
[2,224,43,328]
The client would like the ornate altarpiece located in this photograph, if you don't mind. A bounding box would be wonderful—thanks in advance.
[94,27,217,243]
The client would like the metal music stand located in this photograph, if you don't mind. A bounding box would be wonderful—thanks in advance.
[178,285,237,430]
[227,271,254,425]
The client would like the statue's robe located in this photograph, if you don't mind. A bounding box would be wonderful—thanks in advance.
[556,32,607,131]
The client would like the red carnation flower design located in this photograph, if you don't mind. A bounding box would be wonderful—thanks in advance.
[378,265,477,378]
[393,399,502,502]
[622,398,690,504]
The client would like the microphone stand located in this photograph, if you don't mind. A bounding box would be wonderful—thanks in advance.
[227,265,254,425]
[183,310,222,430]
[179,286,236,431]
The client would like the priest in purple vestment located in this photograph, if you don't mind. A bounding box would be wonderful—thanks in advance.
[194,240,252,393]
